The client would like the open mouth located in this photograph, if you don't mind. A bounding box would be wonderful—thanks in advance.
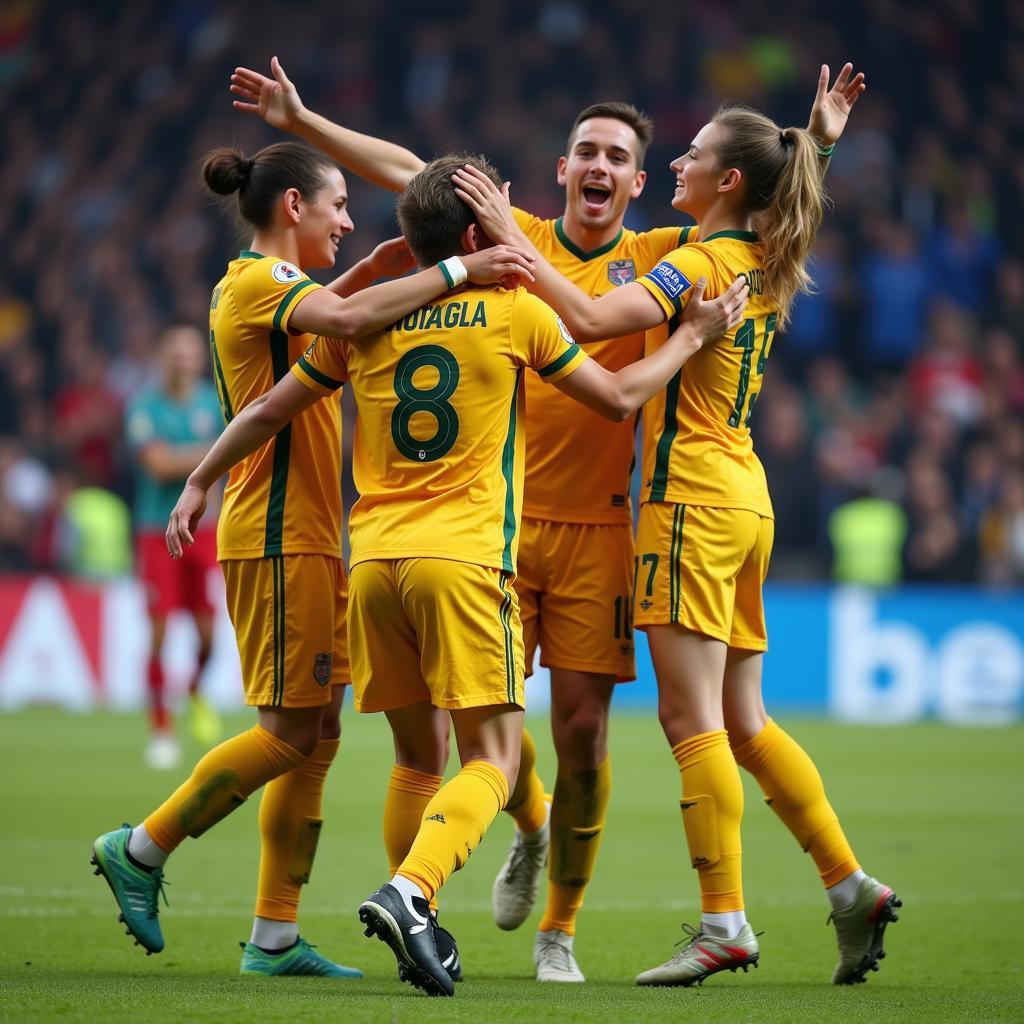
[581,183,611,212]
[329,234,341,249]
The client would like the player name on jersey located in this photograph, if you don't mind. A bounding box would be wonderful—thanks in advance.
[387,299,488,334]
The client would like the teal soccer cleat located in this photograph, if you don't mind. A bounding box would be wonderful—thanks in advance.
[240,938,364,978]
[91,824,167,954]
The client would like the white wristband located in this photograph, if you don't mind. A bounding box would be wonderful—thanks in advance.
[439,256,468,289]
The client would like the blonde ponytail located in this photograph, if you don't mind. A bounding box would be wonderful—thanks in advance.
[713,107,826,327]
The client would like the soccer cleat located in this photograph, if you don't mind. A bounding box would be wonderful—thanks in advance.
[359,884,454,997]
[534,929,585,982]
[635,922,760,987]
[431,914,463,982]
[144,732,180,771]
[492,812,550,930]
[829,876,901,984]
[188,693,223,747]
[91,825,167,954]
[239,937,363,978]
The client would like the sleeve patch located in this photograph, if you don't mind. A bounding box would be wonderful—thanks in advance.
[271,261,303,285]
[645,261,692,301]
[555,317,576,345]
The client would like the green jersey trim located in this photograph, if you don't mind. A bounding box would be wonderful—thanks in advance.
[499,369,523,573]
[296,354,344,391]
[537,343,582,378]
[272,280,317,332]
[701,229,759,243]
[554,218,624,262]
[263,329,293,557]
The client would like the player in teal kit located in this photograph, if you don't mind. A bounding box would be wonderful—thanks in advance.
[125,324,224,768]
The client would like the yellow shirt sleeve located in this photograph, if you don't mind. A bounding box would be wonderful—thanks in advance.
[509,290,588,382]
[635,245,715,319]
[290,337,348,396]
[512,206,544,236]
[234,258,322,333]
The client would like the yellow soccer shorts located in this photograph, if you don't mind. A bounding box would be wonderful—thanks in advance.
[221,554,350,708]
[347,557,525,713]
[633,503,774,651]
[516,518,636,681]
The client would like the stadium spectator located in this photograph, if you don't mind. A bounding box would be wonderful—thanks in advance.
[124,324,225,770]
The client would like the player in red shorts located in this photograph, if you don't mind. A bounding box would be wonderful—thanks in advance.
[125,325,224,767]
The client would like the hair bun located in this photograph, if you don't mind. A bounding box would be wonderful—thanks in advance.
[202,148,255,195]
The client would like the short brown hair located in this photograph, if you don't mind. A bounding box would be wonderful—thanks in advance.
[397,153,504,266]
[567,102,654,169]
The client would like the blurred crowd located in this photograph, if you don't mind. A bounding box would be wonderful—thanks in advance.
[1,0,1022,585]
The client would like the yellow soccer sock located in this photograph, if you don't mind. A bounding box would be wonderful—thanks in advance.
[383,764,443,912]
[671,730,745,914]
[504,728,549,834]
[538,758,611,936]
[253,737,339,922]
[383,764,444,875]
[398,759,510,902]
[731,718,860,888]
[144,725,306,853]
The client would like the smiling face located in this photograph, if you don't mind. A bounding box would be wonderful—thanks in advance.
[558,117,646,235]
[294,166,354,268]
[669,120,733,220]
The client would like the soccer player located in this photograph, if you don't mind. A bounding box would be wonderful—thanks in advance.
[228,57,860,983]
[125,324,224,769]
[91,140,534,978]
[165,153,748,996]
[455,63,900,989]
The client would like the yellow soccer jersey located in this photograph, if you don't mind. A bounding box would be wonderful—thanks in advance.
[209,250,343,559]
[291,286,587,573]
[636,230,777,518]
[513,208,689,524]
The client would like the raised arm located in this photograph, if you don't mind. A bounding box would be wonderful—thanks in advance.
[166,374,318,557]
[289,244,535,339]
[453,165,745,344]
[231,57,426,192]
[806,62,866,154]
[554,277,748,421]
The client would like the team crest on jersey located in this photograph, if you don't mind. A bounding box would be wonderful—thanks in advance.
[647,261,691,300]
[312,653,333,686]
[607,259,636,286]
[555,317,576,345]
[271,261,303,285]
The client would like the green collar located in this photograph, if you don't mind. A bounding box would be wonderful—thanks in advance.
[238,249,265,260]
[701,229,759,243]
[554,217,624,262]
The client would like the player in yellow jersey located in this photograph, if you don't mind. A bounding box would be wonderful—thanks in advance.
[228,59,813,981]
[91,140,535,978]
[457,62,900,989]
[229,62,863,982]
[164,154,748,995]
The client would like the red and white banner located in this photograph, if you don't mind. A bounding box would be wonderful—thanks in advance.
[0,575,244,711]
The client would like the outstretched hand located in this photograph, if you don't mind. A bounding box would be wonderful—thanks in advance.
[370,237,417,279]
[807,62,866,146]
[452,166,529,249]
[230,55,305,132]
[165,484,208,560]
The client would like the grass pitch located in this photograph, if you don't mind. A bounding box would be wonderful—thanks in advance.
[0,708,1021,1022]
